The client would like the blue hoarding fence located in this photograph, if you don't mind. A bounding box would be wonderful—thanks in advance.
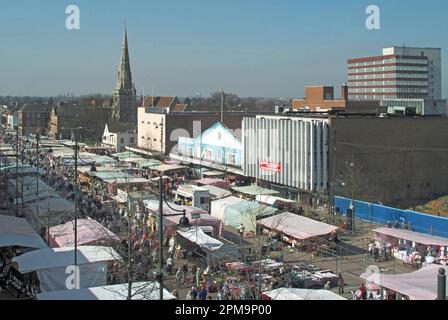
[334,196,448,239]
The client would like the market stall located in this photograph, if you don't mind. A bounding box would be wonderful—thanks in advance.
[210,196,278,234]
[0,215,47,249]
[231,185,280,199]
[256,195,299,212]
[12,246,120,292]
[36,281,175,300]
[262,288,346,300]
[200,185,232,200]
[144,200,224,237]
[360,264,448,300]
[257,212,338,246]
[48,218,120,248]
[373,227,448,266]
[193,178,230,190]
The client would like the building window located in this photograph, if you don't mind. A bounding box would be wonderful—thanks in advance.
[130,138,134,144]
[204,148,214,160]
[226,153,237,165]
[120,138,124,144]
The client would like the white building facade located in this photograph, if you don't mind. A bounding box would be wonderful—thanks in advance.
[102,124,136,152]
[243,115,329,199]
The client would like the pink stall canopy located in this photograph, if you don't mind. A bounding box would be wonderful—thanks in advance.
[193,178,230,190]
[49,219,120,248]
[373,227,448,247]
[360,264,448,300]
[144,200,224,237]
[257,212,338,241]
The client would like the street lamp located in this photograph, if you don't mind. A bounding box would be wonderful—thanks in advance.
[36,130,40,232]
[61,127,82,268]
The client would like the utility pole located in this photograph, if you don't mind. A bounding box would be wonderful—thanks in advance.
[158,118,164,300]
[15,125,19,217]
[220,89,224,124]
[62,126,82,269]
[36,131,40,230]
[330,126,337,223]
[438,268,446,300]
[74,133,78,267]
[21,147,24,217]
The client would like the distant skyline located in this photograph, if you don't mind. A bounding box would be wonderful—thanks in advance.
[1,0,447,98]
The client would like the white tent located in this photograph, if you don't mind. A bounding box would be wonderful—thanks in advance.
[177,229,224,251]
[210,196,244,221]
[257,212,338,241]
[36,281,176,300]
[256,195,297,206]
[263,288,347,300]
[13,246,120,292]
[0,215,47,249]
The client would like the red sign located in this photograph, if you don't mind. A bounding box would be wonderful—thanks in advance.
[260,161,281,173]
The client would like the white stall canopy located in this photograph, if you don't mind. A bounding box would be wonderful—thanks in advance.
[263,288,347,300]
[0,215,47,249]
[13,246,120,292]
[36,281,175,300]
[177,229,224,251]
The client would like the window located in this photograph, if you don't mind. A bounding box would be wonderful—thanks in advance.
[120,138,124,144]
[130,138,134,144]
[226,153,236,165]
[204,148,214,160]
[200,197,209,204]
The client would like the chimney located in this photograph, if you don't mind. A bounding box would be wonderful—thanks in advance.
[341,83,348,101]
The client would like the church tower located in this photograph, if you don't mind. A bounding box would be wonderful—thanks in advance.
[112,27,137,123]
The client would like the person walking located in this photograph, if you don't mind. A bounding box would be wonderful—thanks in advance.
[166,256,173,274]
[338,273,345,294]
[198,287,208,301]
[189,287,198,300]
[196,267,201,288]
[191,264,197,284]
[175,268,182,287]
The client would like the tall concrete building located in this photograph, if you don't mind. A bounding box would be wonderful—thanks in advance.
[348,46,441,101]
[347,46,444,115]
[112,28,137,123]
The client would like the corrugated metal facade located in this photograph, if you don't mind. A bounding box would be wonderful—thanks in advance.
[243,116,329,193]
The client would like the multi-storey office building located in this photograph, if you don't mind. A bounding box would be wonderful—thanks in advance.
[347,46,441,101]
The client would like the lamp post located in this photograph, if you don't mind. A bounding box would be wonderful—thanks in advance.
[15,125,19,217]
[438,268,446,300]
[158,180,191,300]
[36,131,40,231]
[61,127,82,268]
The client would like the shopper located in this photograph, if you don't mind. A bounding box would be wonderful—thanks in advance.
[338,273,345,294]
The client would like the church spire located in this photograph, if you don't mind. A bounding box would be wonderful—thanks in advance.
[115,25,133,92]
[112,26,137,123]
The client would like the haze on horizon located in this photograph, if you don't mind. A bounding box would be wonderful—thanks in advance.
[0,0,447,98]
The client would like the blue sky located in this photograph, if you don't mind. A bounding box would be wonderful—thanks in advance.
[0,0,447,97]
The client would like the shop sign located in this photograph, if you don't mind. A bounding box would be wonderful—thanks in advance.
[260,161,281,173]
